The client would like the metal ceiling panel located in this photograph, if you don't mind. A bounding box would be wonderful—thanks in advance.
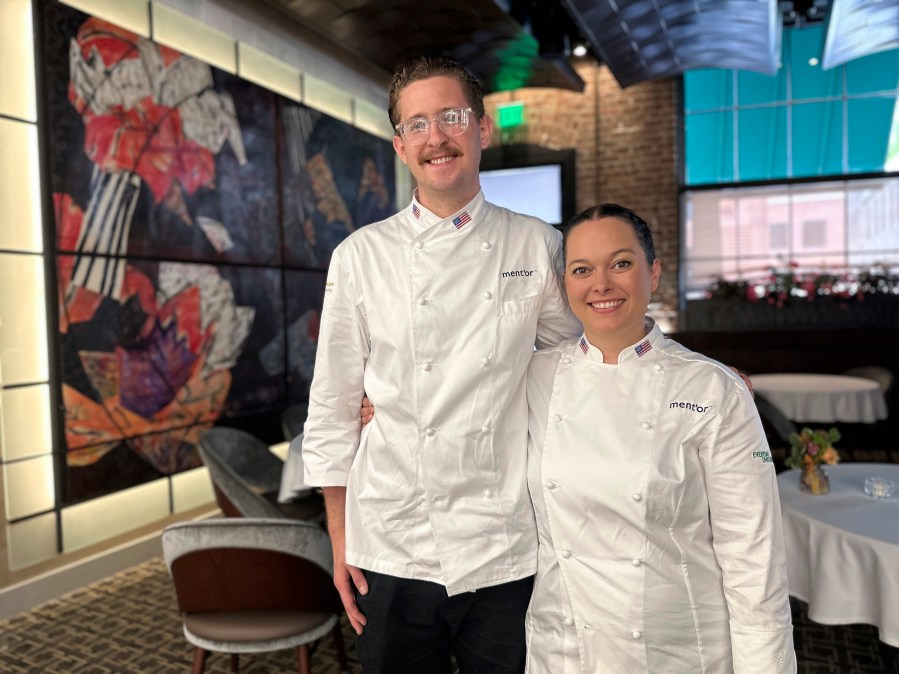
[261,0,586,93]
[561,0,782,87]
[822,0,899,69]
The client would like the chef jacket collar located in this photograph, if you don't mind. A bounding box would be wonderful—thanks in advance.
[408,189,486,235]
[575,317,662,364]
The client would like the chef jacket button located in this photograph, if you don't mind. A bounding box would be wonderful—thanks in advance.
[480,357,490,367]
[560,550,572,559]
[426,428,436,437]
[483,489,492,498]
[632,558,643,567]
[416,241,424,249]
[481,241,491,250]
[422,361,432,372]
[563,617,574,626]
[632,492,642,502]
[418,297,428,306]
[545,480,558,489]
[483,291,492,300]
[641,421,652,430]
[631,630,643,640]
[553,414,562,423]
[562,357,571,365]
[653,363,663,372]
[481,425,490,434]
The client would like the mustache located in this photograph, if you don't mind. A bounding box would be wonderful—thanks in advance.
[421,146,462,162]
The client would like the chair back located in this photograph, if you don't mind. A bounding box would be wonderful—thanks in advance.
[198,427,284,518]
[162,518,349,673]
[162,518,340,616]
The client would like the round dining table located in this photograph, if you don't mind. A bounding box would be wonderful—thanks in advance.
[751,373,888,423]
[777,463,899,647]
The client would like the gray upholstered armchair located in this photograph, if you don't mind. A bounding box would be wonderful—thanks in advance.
[198,427,284,518]
[198,427,323,522]
[162,518,350,674]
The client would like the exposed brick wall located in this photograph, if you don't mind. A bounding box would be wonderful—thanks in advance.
[484,62,681,317]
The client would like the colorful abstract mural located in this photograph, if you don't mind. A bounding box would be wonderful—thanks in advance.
[282,271,327,401]
[42,1,395,503]
[281,105,395,268]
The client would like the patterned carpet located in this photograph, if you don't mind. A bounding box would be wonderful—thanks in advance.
[0,557,897,673]
[0,558,360,673]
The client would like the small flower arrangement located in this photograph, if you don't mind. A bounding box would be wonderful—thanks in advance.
[785,427,841,469]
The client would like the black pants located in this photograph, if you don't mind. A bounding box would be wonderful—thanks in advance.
[353,570,534,674]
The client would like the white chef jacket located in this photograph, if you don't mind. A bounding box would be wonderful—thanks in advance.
[302,190,580,595]
[525,320,796,674]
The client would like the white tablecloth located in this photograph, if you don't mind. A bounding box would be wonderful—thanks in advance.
[278,433,314,503]
[752,373,888,423]
[777,463,899,647]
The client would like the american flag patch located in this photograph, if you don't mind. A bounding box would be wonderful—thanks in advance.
[635,340,652,357]
[452,212,471,229]
[412,204,420,219]
[579,336,589,354]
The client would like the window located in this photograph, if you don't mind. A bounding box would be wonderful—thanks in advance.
[684,25,899,184]
[769,222,788,250]
[801,219,827,249]
[682,178,899,298]
[681,25,899,308]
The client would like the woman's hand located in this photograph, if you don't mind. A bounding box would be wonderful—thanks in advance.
[361,395,374,427]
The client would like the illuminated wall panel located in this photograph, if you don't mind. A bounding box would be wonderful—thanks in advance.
[304,73,354,124]
[4,455,54,520]
[61,479,169,552]
[0,253,49,386]
[270,441,289,461]
[152,3,236,74]
[7,513,58,571]
[0,0,37,122]
[395,155,413,208]
[0,384,52,462]
[0,118,43,253]
[61,0,149,36]
[171,466,215,513]
[239,42,302,102]
[355,98,394,141]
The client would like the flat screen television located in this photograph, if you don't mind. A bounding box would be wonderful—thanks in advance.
[479,144,576,229]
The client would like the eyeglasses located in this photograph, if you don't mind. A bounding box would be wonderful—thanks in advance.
[395,107,477,144]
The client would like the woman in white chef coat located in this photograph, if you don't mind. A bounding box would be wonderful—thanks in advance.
[525,204,796,674]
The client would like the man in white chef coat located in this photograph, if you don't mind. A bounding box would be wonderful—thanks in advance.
[301,56,580,673]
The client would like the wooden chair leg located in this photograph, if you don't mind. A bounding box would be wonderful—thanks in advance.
[191,648,208,674]
[230,653,239,673]
[297,643,311,674]
[332,623,350,673]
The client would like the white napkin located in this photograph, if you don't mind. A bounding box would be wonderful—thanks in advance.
[278,434,314,502]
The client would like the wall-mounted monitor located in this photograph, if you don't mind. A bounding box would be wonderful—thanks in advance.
[479,144,576,229]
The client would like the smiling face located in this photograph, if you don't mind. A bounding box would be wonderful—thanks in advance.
[564,216,661,362]
[392,76,493,217]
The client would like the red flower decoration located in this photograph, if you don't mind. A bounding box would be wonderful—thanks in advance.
[80,99,215,202]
